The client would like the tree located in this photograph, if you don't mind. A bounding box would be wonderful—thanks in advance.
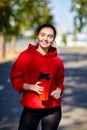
[61,33,67,46]
[14,0,54,38]
[71,0,87,32]
[0,0,12,57]
[0,0,54,58]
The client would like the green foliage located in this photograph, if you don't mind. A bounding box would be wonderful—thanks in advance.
[61,33,67,45]
[16,0,54,38]
[71,0,87,32]
[0,0,12,32]
[0,0,54,38]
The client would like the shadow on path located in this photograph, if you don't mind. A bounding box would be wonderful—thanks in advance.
[59,51,87,130]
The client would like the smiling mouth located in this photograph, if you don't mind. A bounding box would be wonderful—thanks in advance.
[42,40,48,45]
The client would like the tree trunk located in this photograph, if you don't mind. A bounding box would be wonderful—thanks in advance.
[0,32,6,58]
[10,35,16,53]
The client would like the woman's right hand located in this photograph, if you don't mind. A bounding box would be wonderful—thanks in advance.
[23,82,44,94]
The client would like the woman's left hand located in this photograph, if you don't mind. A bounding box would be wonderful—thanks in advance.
[50,88,61,99]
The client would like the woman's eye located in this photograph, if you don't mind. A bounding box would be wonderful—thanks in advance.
[49,35,53,38]
[41,34,44,36]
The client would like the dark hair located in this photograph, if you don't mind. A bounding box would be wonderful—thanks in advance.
[36,23,57,38]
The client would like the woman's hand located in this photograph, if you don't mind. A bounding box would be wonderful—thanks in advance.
[50,88,61,99]
[30,81,44,94]
[23,82,44,94]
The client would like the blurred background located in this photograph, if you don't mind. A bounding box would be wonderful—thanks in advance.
[0,0,87,130]
[0,0,87,62]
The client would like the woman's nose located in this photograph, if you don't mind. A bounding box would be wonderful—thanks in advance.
[44,36,48,40]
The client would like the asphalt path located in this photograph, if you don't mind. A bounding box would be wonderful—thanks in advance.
[0,49,87,130]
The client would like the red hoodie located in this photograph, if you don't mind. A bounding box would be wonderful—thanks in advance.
[10,44,64,109]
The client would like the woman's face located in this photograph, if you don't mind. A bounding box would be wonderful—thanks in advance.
[37,27,55,49]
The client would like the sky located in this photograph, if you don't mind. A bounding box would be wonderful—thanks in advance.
[49,0,74,33]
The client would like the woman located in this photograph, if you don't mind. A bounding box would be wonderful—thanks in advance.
[10,23,65,130]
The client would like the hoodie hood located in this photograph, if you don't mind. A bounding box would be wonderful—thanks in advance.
[27,43,57,58]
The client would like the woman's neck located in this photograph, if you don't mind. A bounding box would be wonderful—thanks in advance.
[36,46,48,55]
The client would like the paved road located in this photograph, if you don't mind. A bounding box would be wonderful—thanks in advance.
[0,49,87,130]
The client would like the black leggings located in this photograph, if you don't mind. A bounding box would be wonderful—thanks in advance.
[18,106,62,130]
